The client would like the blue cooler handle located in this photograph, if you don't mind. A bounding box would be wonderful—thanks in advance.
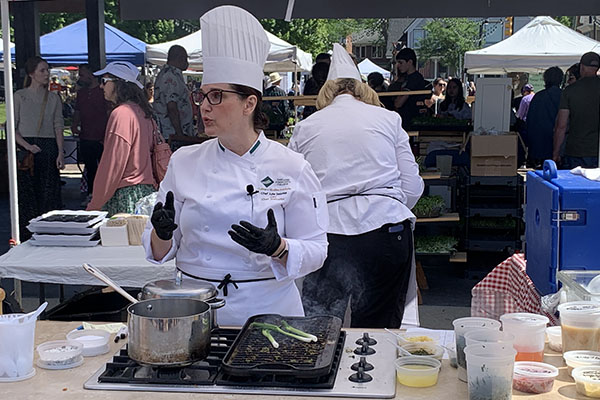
[543,160,558,181]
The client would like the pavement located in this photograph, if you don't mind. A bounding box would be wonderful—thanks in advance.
[0,164,503,329]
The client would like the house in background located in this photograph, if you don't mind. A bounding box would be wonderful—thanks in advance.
[576,16,599,40]
[351,29,388,68]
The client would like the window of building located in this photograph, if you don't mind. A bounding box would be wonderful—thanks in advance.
[360,46,366,58]
[413,29,425,49]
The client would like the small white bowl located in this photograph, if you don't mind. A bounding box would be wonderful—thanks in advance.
[66,329,110,357]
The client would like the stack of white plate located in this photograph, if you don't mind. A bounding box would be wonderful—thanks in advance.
[27,210,107,247]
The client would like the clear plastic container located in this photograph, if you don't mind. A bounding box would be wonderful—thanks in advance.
[465,329,515,347]
[465,342,516,400]
[500,313,549,362]
[563,350,600,375]
[558,301,600,353]
[0,313,37,381]
[394,356,441,388]
[452,317,501,382]
[546,326,562,352]
[36,340,83,369]
[397,331,440,345]
[66,329,110,357]
[513,361,559,394]
[573,366,600,398]
[398,343,444,360]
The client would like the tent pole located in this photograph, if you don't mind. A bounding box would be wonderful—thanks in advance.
[2,0,20,245]
[293,46,298,126]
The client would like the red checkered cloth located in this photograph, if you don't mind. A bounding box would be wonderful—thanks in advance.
[471,253,559,325]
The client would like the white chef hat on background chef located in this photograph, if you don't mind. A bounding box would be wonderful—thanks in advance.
[327,43,361,82]
[200,5,270,93]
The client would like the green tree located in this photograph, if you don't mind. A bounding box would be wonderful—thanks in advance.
[553,16,575,29]
[417,18,480,73]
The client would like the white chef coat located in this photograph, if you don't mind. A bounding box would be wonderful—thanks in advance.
[289,94,424,235]
[142,132,329,326]
[288,94,424,327]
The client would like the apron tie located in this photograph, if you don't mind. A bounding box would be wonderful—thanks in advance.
[217,273,239,296]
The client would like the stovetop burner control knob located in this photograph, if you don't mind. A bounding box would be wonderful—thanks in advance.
[354,342,376,356]
[349,366,373,383]
[351,356,374,371]
[356,332,377,346]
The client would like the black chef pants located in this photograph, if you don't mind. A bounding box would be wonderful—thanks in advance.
[302,220,413,328]
[80,139,103,195]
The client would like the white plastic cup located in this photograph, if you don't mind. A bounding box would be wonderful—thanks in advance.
[558,301,600,353]
[453,317,501,382]
[465,329,515,347]
[465,342,517,400]
[500,313,549,362]
[0,314,36,381]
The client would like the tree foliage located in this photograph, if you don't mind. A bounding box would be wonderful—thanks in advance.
[417,18,480,73]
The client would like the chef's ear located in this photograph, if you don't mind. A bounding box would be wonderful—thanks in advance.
[243,94,258,116]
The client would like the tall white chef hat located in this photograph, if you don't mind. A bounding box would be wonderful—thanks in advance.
[200,6,270,93]
[327,43,361,82]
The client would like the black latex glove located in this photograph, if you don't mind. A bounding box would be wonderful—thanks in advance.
[151,191,178,240]
[228,208,282,256]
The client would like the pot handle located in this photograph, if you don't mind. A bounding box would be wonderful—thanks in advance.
[207,297,226,310]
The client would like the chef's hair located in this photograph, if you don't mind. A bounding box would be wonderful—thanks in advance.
[229,84,269,131]
[316,78,382,110]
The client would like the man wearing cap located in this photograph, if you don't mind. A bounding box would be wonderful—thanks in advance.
[262,72,291,138]
[143,6,328,327]
[154,45,194,140]
[290,44,423,328]
[516,84,535,122]
[553,52,600,168]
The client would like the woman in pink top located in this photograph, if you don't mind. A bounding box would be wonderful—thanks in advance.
[86,61,156,215]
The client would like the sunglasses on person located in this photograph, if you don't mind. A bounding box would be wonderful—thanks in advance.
[197,89,248,106]
[100,77,118,85]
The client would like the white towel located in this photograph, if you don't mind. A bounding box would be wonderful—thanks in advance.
[570,166,600,181]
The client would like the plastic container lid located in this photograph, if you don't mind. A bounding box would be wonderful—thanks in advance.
[398,343,444,360]
[395,356,441,372]
[558,301,600,322]
[36,355,84,370]
[500,313,549,330]
[564,351,600,369]
[66,329,110,357]
[36,340,83,366]
[572,366,600,398]
[514,361,559,379]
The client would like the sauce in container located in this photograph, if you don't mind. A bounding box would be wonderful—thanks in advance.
[513,361,558,394]
[558,301,600,353]
[395,356,441,388]
[573,366,600,398]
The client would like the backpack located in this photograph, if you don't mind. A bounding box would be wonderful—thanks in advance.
[151,121,172,186]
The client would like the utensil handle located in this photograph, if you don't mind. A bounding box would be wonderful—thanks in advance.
[83,263,138,304]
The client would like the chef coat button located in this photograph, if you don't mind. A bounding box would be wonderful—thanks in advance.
[206,194,212,199]
[204,226,209,232]
[206,255,212,261]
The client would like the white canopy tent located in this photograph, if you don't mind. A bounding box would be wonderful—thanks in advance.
[146,29,313,72]
[465,16,600,74]
[358,58,391,79]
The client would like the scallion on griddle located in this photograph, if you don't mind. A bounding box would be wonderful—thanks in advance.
[262,329,279,348]
[250,322,313,343]
[281,320,318,342]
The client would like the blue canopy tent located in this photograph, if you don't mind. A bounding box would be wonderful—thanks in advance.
[1,19,146,66]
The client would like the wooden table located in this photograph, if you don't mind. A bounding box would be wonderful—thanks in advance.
[0,321,580,399]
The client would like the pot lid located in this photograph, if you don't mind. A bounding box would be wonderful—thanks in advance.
[142,279,217,300]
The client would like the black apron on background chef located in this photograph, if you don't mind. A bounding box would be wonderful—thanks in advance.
[142,6,329,327]
[289,44,424,328]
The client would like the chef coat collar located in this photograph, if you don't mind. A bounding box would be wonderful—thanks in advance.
[217,131,266,158]
[331,93,358,104]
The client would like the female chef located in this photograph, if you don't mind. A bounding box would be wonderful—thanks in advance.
[289,44,424,328]
[142,5,328,327]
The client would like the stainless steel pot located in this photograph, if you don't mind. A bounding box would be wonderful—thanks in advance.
[127,298,211,366]
[138,272,225,330]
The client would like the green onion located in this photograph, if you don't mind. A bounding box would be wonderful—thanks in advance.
[262,329,279,348]
[281,320,318,342]
[250,322,313,343]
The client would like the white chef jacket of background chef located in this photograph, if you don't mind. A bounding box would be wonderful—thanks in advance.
[288,94,424,235]
[142,132,329,326]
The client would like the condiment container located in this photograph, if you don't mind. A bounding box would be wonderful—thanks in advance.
[500,313,549,362]
[558,301,600,352]
[464,342,516,400]
[573,366,600,398]
[546,326,562,352]
[66,329,110,357]
[398,343,444,360]
[36,340,83,369]
[397,331,440,345]
[452,317,501,382]
[0,312,37,381]
[513,361,558,394]
[394,356,441,388]
[563,350,600,375]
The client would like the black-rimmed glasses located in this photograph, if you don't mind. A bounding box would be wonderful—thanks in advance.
[198,89,248,106]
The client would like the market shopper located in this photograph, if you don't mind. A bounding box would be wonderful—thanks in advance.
[524,66,563,168]
[143,6,328,327]
[424,77,446,113]
[86,61,156,215]
[71,64,110,203]
[289,43,424,328]
[262,72,292,137]
[553,52,600,168]
[14,56,65,241]
[153,45,195,140]
[302,61,330,119]
[516,84,535,122]
[437,78,471,120]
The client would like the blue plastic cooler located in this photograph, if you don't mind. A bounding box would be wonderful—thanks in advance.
[526,160,600,295]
